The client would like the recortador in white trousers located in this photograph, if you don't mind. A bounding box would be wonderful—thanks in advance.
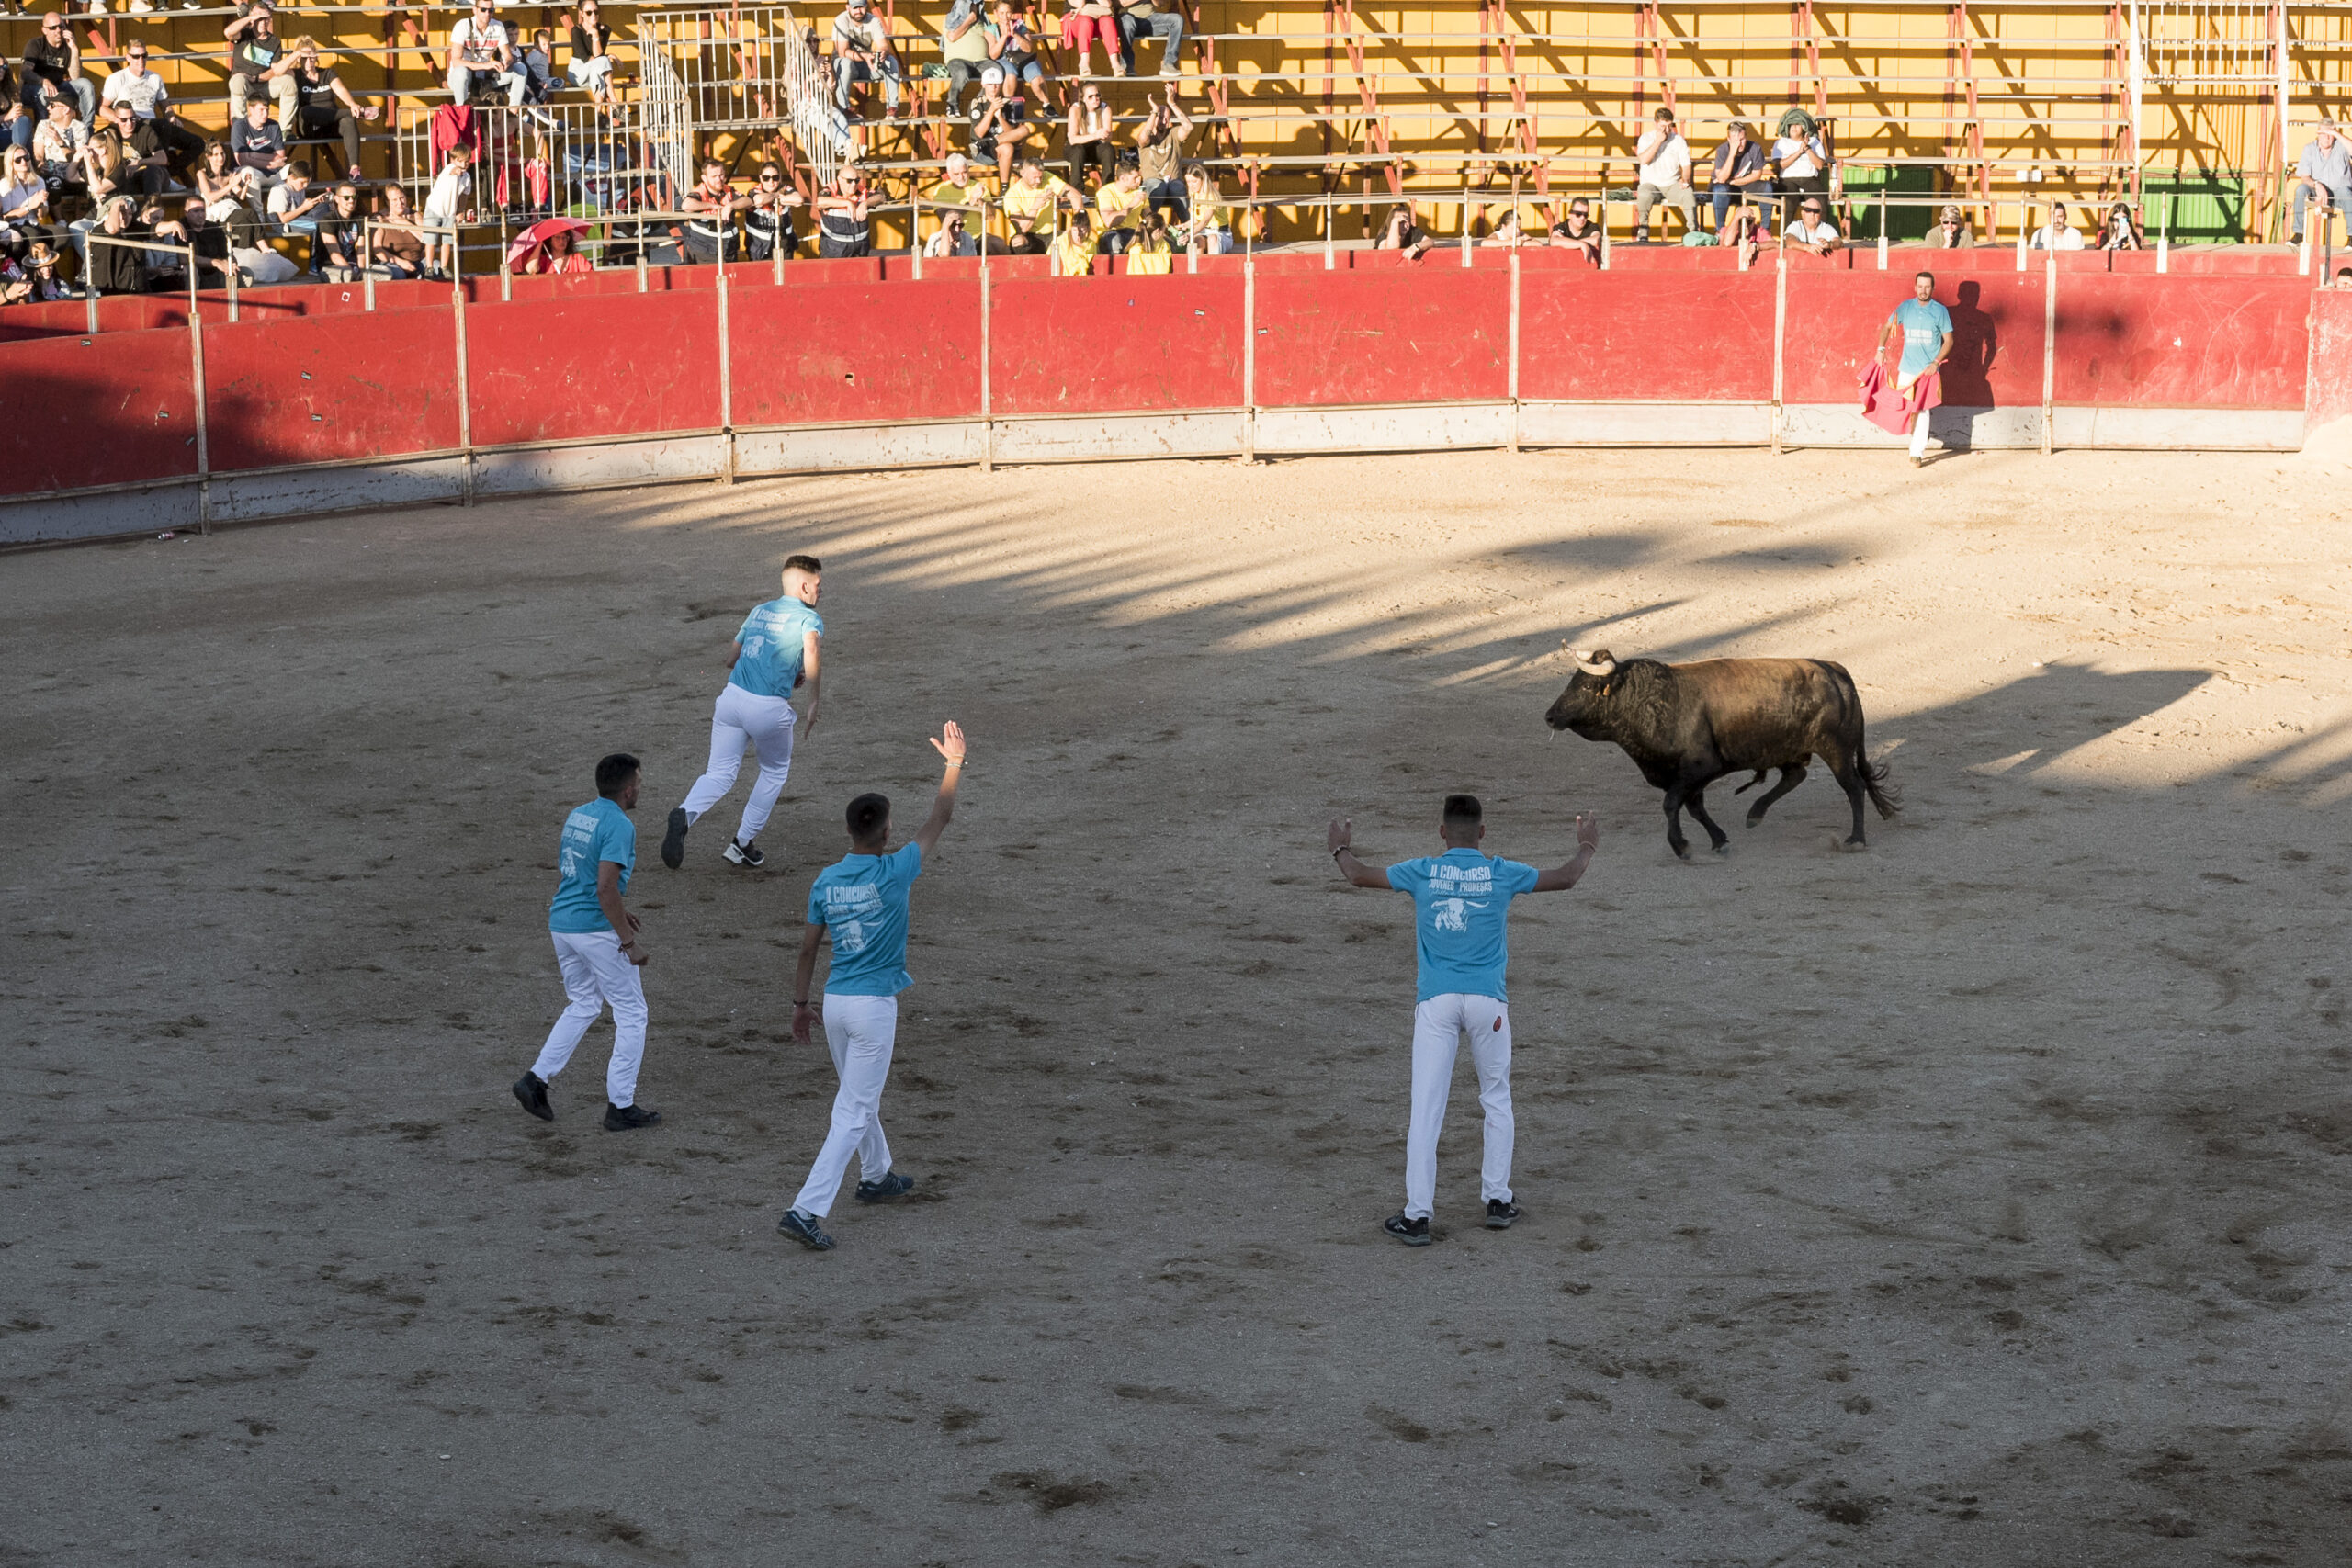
[531,930,650,1106]
[680,684,797,844]
[790,994,897,1218]
[1898,368,1933,458]
[1405,992,1514,1221]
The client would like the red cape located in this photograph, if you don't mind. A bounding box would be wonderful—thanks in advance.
[1859,358,1942,434]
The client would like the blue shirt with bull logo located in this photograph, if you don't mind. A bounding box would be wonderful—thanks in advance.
[1386,847,1541,1004]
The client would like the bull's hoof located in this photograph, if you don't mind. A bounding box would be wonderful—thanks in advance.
[1672,842,1693,862]
[1712,841,1732,857]
[1838,837,1870,854]
[1744,811,1766,828]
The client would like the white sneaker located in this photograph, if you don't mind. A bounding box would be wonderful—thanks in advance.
[129,0,152,10]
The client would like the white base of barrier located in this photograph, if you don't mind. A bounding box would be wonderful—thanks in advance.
[0,401,2315,547]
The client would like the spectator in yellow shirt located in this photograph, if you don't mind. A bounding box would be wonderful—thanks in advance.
[1094,152,1146,253]
[1052,209,1097,275]
[1001,153,1079,254]
[1124,210,1172,273]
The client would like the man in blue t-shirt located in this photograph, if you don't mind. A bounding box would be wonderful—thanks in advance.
[776,722,968,1251]
[514,752,662,1131]
[1329,794,1600,1246]
[663,554,826,873]
[1875,270,1954,467]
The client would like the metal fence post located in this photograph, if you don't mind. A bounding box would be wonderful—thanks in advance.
[2041,255,2057,456]
[717,255,734,483]
[1770,239,1787,456]
[979,205,992,473]
[189,293,211,536]
[1508,247,1521,454]
[452,276,474,503]
[1242,230,1256,463]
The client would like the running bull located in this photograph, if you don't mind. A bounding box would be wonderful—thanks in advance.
[1544,649,1898,858]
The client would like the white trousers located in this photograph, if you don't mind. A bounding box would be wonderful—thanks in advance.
[790,994,898,1218]
[1898,368,1932,457]
[1405,993,1514,1220]
[531,930,649,1106]
[681,685,797,843]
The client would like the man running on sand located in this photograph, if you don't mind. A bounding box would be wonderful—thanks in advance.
[663,555,824,872]
[776,722,968,1252]
[1328,795,1600,1246]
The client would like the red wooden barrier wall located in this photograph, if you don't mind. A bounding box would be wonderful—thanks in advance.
[1782,270,2051,407]
[730,280,983,426]
[990,274,1244,414]
[465,289,721,446]
[1253,269,1509,406]
[1519,271,1776,401]
[2052,275,2311,408]
[0,327,198,492]
[203,305,461,471]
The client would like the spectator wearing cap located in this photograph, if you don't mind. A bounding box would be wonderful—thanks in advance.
[815,164,874,258]
[447,0,526,108]
[939,0,991,115]
[98,39,203,181]
[967,64,1032,185]
[1921,203,1974,248]
[2290,121,2352,246]
[831,1,902,116]
[224,2,300,126]
[21,12,94,124]
[1706,120,1771,229]
[1061,0,1125,79]
[2030,201,2083,251]
[983,1,1049,92]
[746,161,805,263]
[1632,106,1693,243]
[1001,152,1078,254]
[30,87,88,196]
[287,39,379,184]
[1783,196,1842,256]
[228,96,289,193]
[3,233,68,300]
[1548,196,1601,261]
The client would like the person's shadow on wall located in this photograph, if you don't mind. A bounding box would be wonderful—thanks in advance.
[1930,279,2002,450]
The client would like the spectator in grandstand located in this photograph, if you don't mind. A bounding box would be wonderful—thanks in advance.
[195,191,296,286]
[746,162,805,262]
[1095,151,1145,252]
[831,1,903,117]
[1920,202,1974,248]
[940,0,991,115]
[266,157,326,250]
[1720,199,1765,266]
[448,0,527,109]
[30,88,87,196]
[1770,109,1830,205]
[526,223,594,276]
[682,157,750,264]
[967,65,1034,185]
[1,236,70,303]
[928,151,1006,254]
[81,101,151,216]
[1051,207,1097,274]
[815,164,874,258]
[521,29,561,107]
[422,145,475,278]
[21,13,94,125]
[229,96,289,191]
[1124,208,1172,272]
[224,2,300,126]
[1133,85,1191,218]
[570,1,623,118]
[83,195,148,292]
[1064,80,1114,189]
[983,3,1049,94]
[1705,120,1770,229]
[1,61,28,162]
[312,180,365,279]
[1116,0,1186,78]
[196,139,260,221]
[1548,197,1600,260]
[286,39,378,182]
[1480,209,1526,247]
[924,208,976,256]
[1782,197,1842,256]
[1632,106,1693,243]
[1372,201,1430,262]
[2289,121,2351,245]
[373,182,428,278]
[2101,200,2143,252]
[2030,201,2082,250]
[0,144,50,258]
[98,39,201,182]
[1061,0,1125,78]
[1001,152,1078,254]
[1179,160,1230,254]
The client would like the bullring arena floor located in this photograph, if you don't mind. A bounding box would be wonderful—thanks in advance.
[9,440,2352,1565]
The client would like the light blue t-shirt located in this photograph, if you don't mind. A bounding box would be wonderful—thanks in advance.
[1891,298,1953,378]
[808,843,923,997]
[548,797,635,933]
[1386,848,1542,1004]
[729,597,825,701]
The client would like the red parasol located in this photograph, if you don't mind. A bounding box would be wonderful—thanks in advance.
[506,216,591,271]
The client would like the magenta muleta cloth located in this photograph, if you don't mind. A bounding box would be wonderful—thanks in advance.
[1858,358,1942,434]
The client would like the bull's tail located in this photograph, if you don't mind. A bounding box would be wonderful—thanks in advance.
[1858,752,1901,818]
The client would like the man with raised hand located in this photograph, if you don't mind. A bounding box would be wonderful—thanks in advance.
[665,556,824,873]
[777,723,967,1252]
[1329,796,1600,1247]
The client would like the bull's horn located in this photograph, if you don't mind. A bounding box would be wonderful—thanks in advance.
[1570,648,1617,677]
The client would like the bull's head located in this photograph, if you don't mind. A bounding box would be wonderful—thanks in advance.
[1544,646,1620,738]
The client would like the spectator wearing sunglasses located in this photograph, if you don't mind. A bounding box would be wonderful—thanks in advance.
[99,40,203,179]
[569,2,622,117]
[746,163,805,262]
[447,0,526,108]
[224,1,300,126]
[1783,197,1842,257]
[815,164,873,258]
[1921,203,1975,249]
[21,12,94,124]
[1548,197,1601,261]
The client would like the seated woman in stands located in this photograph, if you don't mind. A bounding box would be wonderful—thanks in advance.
[1371,201,1430,261]
[2101,200,2143,251]
[373,182,428,278]
[1480,209,1525,247]
[196,139,261,222]
[1060,0,1125,78]
[983,1,1051,95]
[0,145,52,259]
[526,224,593,275]
[1177,161,1230,254]
[1123,209,1171,273]
[570,0,622,117]
[1051,207,1097,275]
[1001,153,1079,254]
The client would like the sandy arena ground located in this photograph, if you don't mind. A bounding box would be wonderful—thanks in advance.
[8,440,2352,1566]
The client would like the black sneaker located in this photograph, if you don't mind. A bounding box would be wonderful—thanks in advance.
[854,1171,914,1203]
[1484,1199,1521,1230]
[1383,1212,1432,1247]
[603,1101,662,1131]
[661,807,689,869]
[512,1071,552,1122]
[723,837,765,868]
[777,1208,835,1250]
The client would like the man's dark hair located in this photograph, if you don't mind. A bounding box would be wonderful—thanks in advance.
[1442,794,1482,827]
[288,158,312,179]
[783,553,822,576]
[595,752,640,796]
[846,792,890,843]
[1916,270,1935,286]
